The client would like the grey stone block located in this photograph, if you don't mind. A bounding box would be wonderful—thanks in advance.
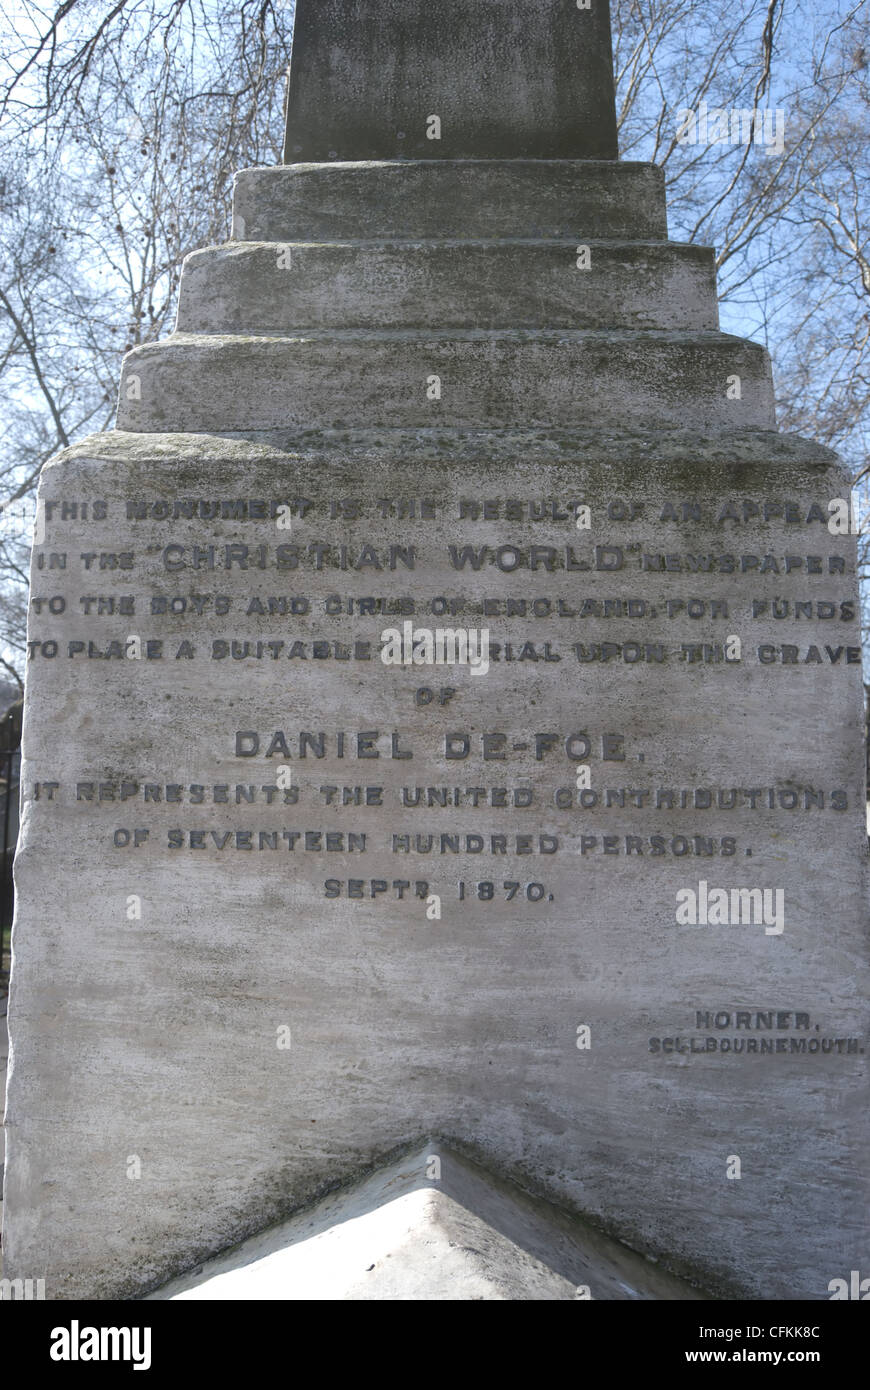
[176,240,719,334]
[283,0,618,162]
[232,162,669,243]
[5,428,866,1301]
[116,330,774,433]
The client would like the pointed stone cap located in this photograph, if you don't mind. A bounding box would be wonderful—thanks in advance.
[283,0,619,163]
[149,1143,708,1300]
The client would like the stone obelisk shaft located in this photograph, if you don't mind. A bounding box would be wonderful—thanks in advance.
[283,0,619,162]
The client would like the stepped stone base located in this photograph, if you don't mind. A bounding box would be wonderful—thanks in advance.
[233,162,670,242]
[118,331,773,433]
[176,240,719,335]
[117,158,771,436]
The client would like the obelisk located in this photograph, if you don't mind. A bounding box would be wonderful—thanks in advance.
[283,0,619,161]
[4,0,867,1301]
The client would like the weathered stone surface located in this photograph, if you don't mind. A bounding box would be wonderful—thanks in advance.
[151,1142,709,1300]
[283,0,619,163]
[6,0,869,1308]
[5,428,868,1300]
[176,241,719,335]
[117,331,773,433]
[233,162,669,243]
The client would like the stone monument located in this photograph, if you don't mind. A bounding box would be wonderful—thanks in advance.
[3,0,868,1300]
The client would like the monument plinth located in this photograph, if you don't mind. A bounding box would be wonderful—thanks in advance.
[4,0,868,1301]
